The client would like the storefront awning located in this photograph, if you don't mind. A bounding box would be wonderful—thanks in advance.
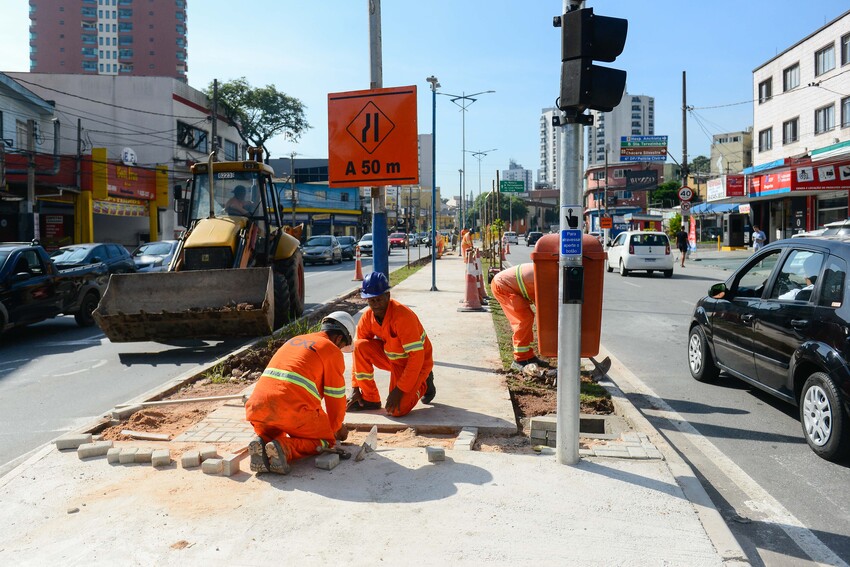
[689,203,739,215]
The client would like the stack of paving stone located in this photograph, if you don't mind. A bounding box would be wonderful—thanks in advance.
[55,433,171,468]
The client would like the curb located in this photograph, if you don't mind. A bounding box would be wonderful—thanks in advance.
[595,344,750,566]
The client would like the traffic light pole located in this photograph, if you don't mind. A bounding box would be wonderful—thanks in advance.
[368,0,389,278]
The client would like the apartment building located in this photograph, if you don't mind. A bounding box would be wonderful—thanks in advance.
[710,129,753,176]
[586,93,655,168]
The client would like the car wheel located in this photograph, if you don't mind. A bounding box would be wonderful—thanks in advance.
[74,291,100,327]
[606,259,613,273]
[619,260,630,276]
[688,326,720,382]
[664,269,673,278]
[800,372,850,462]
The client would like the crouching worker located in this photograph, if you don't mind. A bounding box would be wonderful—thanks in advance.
[245,311,355,474]
[347,272,436,416]
[491,263,551,372]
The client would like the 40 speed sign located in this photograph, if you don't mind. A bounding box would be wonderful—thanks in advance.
[678,186,694,201]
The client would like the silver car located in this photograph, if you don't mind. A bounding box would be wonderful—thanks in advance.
[131,240,178,272]
[302,235,342,265]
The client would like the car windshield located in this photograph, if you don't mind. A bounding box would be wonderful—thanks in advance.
[631,234,668,246]
[821,226,850,237]
[306,237,332,247]
[338,237,355,244]
[51,247,91,263]
[360,234,373,242]
[134,242,172,256]
[390,233,406,239]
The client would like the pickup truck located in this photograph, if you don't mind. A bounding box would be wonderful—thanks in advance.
[0,242,109,333]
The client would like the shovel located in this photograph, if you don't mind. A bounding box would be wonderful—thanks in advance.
[352,425,378,462]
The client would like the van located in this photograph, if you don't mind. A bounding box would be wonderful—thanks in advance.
[504,231,518,244]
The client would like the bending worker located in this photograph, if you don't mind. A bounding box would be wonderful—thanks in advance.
[245,311,355,475]
[491,263,551,372]
[347,272,436,416]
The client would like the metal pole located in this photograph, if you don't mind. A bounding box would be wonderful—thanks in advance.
[211,79,218,158]
[427,75,439,291]
[290,152,297,227]
[604,143,609,245]
[556,0,584,466]
[457,169,463,230]
[26,119,37,241]
[369,0,389,277]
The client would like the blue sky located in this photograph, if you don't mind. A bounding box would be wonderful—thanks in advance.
[2,1,849,198]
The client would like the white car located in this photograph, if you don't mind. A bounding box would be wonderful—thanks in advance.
[503,231,518,244]
[606,230,674,278]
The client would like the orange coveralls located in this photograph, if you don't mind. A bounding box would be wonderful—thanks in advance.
[244,331,347,461]
[461,230,473,258]
[491,263,537,363]
[352,299,434,417]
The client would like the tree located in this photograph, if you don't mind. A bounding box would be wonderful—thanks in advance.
[470,193,529,228]
[668,213,684,238]
[690,155,710,175]
[208,77,310,159]
[650,180,680,208]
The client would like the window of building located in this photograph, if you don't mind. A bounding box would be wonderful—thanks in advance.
[631,128,641,135]
[782,63,800,91]
[99,63,104,71]
[99,49,103,57]
[176,121,209,153]
[98,9,102,17]
[782,118,799,144]
[224,139,238,161]
[758,78,772,103]
[99,36,103,45]
[112,37,117,45]
[815,104,835,134]
[816,44,836,76]
[842,34,850,66]
[119,48,132,58]
[82,61,97,71]
[98,23,103,31]
[842,97,850,129]
[758,127,772,151]
[118,22,132,31]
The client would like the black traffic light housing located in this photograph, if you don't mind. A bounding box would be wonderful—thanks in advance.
[556,7,627,114]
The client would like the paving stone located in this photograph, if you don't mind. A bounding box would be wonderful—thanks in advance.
[181,451,201,468]
[106,447,122,464]
[199,446,219,460]
[151,450,171,468]
[315,452,339,470]
[594,448,630,458]
[201,458,223,474]
[118,447,139,464]
[55,433,93,450]
[111,405,143,421]
[529,429,548,441]
[529,415,557,432]
[134,447,154,463]
[77,441,113,459]
[627,446,648,459]
[645,447,664,460]
[454,427,478,451]
[121,430,170,442]
[221,449,248,477]
[426,447,445,462]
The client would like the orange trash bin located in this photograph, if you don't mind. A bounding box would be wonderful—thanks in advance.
[531,233,606,358]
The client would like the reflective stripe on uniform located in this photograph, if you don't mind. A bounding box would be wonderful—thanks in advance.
[403,331,427,353]
[262,368,321,400]
[354,372,375,382]
[513,345,532,354]
[385,350,408,360]
[323,385,346,399]
[515,266,530,301]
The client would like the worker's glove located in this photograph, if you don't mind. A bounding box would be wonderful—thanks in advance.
[346,387,364,411]
[385,387,404,414]
[334,425,349,442]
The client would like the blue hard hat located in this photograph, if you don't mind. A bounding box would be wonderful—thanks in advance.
[361,271,390,298]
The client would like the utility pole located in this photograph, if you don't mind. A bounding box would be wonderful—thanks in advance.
[211,79,218,159]
[603,143,609,245]
[290,151,297,227]
[682,70,690,246]
[26,119,38,241]
[368,0,389,277]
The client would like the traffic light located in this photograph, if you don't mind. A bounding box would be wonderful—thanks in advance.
[556,7,627,113]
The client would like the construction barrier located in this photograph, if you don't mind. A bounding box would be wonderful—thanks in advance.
[474,249,487,303]
[352,246,364,281]
[458,249,486,312]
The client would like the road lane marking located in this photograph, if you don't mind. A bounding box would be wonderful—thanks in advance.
[623,281,641,288]
[51,359,109,377]
[603,348,847,567]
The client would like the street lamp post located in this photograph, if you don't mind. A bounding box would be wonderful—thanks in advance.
[438,89,495,230]
[457,169,463,229]
[289,151,297,227]
[427,75,440,291]
[469,148,496,244]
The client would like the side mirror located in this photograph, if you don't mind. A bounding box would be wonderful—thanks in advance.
[709,282,728,299]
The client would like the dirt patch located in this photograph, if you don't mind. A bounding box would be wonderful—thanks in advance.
[509,373,614,419]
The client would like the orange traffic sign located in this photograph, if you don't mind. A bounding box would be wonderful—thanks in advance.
[327,86,419,187]
[600,216,613,229]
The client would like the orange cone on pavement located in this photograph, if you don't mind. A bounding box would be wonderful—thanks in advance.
[458,249,486,312]
[352,246,364,281]
[474,250,487,303]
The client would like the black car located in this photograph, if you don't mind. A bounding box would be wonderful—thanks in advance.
[337,236,357,260]
[51,243,137,274]
[688,237,850,461]
[527,231,544,246]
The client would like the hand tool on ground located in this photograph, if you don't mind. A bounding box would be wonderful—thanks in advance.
[316,446,351,459]
[353,425,378,462]
[589,356,611,380]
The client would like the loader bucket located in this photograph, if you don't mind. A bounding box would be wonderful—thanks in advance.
[93,268,275,342]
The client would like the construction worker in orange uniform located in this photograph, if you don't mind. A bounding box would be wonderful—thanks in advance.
[460,228,473,258]
[347,272,436,416]
[490,263,552,372]
[245,311,356,475]
[436,232,445,258]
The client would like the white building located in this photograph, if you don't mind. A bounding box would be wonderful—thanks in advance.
[501,159,533,193]
[586,93,655,167]
[538,107,561,188]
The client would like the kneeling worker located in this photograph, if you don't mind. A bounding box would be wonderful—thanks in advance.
[491,263,551,371]
[245,311,355,474]
[347,272,436,416]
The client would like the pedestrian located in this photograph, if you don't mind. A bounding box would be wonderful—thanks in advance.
[244,311,355,475]
[675,227,689,267]
[347,271,436,416]
[752,225,766,251]
[490,263,551,372]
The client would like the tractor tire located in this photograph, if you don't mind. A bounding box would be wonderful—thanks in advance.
[278,250,305,321]
[272,269,292,331]
[74,291,100,327]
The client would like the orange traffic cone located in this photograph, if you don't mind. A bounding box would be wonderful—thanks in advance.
[458,249,486,312]
[472,250,488,303]
[506,240,511,254]
[352,246,364,281]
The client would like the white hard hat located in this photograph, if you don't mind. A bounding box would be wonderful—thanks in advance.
[321,311,356,347]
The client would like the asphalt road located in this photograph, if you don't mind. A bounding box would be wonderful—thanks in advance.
[508,239,850,566]
[0,244,433,475]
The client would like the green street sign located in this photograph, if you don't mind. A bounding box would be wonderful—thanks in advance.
[500,180,525,193]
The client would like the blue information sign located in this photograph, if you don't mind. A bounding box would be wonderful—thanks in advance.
[560,229,583,256]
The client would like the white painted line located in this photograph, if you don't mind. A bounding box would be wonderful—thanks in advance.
[51,359,109,377]
[607,355,847,567]
[682,300,695,306]
[623,281,641,288]
[0,359,30,368]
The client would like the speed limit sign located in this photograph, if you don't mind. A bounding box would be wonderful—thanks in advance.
[678,186,694,201]
[681,200,692,213]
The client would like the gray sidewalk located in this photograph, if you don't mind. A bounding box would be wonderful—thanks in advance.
[0,251,748,565]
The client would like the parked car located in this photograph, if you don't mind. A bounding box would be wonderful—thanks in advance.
[0,242,108,331]
[817,219,850,238]
[605,230,673,277]
[526,231,544,246]
[504,231,518,244]
[389,232,408,249]
[51,242,136,274]
[687,236,850,461]
[337,236,357,260]
[302,235,342,265]
[131,240,178,272]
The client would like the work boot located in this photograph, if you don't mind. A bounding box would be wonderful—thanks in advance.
[528,356,551,369]
[248,435,270,474]
[510,360,529,372]
[346,398,383,412]
[264,440,292,475]
[422,371,436,404]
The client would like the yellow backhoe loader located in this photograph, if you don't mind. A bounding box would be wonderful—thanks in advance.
[94,149,305,342]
